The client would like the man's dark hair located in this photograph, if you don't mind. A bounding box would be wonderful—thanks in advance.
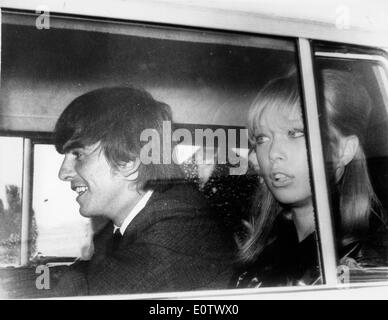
[54,86,183,190]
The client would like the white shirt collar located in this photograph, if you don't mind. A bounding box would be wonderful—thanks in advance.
[113,190,154,235]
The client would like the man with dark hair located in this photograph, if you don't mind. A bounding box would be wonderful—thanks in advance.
[49,86,234,296]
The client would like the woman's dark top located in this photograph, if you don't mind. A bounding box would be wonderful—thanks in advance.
[235,216,388,288]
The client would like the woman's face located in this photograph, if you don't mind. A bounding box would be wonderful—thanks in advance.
[253,105,312,208]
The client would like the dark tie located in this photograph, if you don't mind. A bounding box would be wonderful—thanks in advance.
[111,228,123,252]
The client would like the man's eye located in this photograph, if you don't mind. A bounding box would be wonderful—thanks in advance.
[72,150,83,159]
[255,135,270,145]
[288,129,305,138]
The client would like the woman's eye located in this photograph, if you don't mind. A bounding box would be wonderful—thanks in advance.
[255,135,270,145]
[288,129,305,138]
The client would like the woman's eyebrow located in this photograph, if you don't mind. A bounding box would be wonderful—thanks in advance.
[254,126,267,134]
[288,118,304,127]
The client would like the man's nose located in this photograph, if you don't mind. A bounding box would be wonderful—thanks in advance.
[58,156,76,181]
[269,136,287,162]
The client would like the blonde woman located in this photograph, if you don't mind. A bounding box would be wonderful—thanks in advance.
[236,70,388,287]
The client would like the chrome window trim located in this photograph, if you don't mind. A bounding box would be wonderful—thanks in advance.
[315,51,388,63]
[20,138,33,266]
[297,39,338,286]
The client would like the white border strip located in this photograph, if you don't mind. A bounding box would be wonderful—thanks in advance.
[298,38,338,285]
[1,0,388,47]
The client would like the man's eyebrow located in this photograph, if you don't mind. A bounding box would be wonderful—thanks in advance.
[62,140,85,153]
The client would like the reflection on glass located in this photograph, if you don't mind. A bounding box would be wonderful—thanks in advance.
[32,144,93,261]
[0,137,23,267]
[316,58,388,284]
[179,143,254,238]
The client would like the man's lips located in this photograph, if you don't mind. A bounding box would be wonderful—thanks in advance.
[71,185,89,196]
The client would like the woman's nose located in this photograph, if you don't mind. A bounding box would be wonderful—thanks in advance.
[58,156,76,181]
[269,137,287,162]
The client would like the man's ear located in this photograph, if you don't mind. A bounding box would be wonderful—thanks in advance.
[116,158,141,181]
[338,135,359,166]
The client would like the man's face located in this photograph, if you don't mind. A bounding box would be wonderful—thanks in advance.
[58,142,128,219]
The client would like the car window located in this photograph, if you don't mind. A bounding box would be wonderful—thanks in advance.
[0,10,325,298]
[313,44,388,284]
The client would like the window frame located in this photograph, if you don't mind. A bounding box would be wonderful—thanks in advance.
[311,45,388,288]
[1,7,388,299]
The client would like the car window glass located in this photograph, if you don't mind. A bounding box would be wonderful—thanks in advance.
[314,48,388,284]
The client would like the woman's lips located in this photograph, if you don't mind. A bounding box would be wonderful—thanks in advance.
[270,172,293,187]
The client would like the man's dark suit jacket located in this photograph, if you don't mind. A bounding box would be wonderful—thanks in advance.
[44,182,235,296]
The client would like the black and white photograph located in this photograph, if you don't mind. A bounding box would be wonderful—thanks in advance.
[0,0,388,302]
